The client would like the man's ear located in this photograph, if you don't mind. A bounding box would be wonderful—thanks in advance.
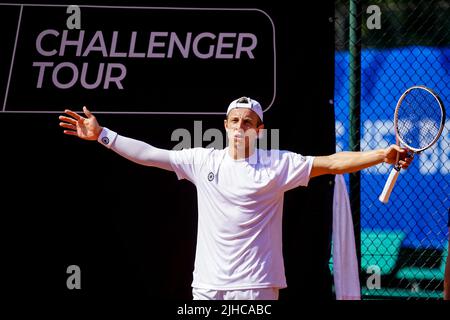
[257,124,265,139]
[224,119,228,130]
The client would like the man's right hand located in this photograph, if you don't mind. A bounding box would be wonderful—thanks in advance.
[59,106,103,141]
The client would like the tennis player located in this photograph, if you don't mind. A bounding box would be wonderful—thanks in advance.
[59,97,413,300]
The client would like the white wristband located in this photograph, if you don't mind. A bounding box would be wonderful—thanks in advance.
[97,127,118,149]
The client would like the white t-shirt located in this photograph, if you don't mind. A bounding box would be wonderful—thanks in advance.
[169,147,314,290]
[97,128,314,290]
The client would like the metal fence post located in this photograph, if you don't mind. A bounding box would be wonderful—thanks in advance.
[349,0,362,288]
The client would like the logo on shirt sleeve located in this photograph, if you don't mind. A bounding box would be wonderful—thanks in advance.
[207,172,215,181]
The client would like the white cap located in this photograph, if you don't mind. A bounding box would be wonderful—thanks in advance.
[226,97,263,123]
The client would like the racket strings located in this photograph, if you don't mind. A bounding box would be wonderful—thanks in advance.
[396,89,442,150]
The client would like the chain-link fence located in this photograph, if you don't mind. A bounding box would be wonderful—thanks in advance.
[334,0,450,299]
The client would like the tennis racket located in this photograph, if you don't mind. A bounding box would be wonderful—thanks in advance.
[379,85,446,203]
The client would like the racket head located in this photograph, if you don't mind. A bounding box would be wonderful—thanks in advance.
[394,85,446,153]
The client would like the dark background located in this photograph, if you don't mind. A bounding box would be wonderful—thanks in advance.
[1,0,335,315]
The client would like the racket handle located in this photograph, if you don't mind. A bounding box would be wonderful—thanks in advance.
[378,167,400,203]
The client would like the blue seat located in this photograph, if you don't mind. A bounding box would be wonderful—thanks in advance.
[329,229,405,275]
[361,230,406,275]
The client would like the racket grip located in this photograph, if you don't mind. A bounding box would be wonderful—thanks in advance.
[378,167,400,204]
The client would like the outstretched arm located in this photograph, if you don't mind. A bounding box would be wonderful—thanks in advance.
[310,145,413,178]
[59,107,173,171]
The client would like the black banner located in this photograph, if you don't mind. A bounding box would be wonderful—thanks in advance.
[1,4,274,114]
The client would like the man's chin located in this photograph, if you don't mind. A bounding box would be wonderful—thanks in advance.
[229,141,245,150]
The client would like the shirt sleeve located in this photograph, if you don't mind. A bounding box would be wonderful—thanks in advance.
[97,127,173,171]
[277,151,314,192]
[168,147,206,184]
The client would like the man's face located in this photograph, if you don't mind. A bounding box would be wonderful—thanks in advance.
[224,108,263,149]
